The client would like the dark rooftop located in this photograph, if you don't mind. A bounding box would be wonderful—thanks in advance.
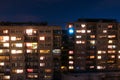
[77,18,117,23]
[0,22,48,26]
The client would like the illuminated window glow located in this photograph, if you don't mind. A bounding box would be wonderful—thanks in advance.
[15,69,23,73]
[103,30,107,33]
[40,36,45,41]
[69,61,74,64]
[97,56,101,59]
[81,24,86,28]
[69,66,74,69]
[40,63,45,67]
[40,56,45,60]
[76,35,81,38]
[0,62,4,66]
[40,50,50,54]
[69,51,73,54]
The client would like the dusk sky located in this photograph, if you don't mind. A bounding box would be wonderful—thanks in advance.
[0,0,120,26]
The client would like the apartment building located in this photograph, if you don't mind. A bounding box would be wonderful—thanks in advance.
[65,19,120,72]
[0,23,61,80]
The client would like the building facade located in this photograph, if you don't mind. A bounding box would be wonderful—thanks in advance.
[65,19,120,72]
[0,24,61,80]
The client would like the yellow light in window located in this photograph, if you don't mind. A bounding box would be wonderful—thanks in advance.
[111,55,115,58]
[90,66,94,69]
[3,75,10,79]
[68,24,73,28]
[103,30,107,33]
[90,40,95,45]
[69,61,74,64]
[45,69,52,73]
[69,56,73,59]
[81,30,86,33]
[40,56,45,60]
[11,36,16,41]
[90,35,95,38]
[0,62,4,66]
[26,29,33,35]
[3,30,8,34]
[76,35,81,38]
[118,56,120,59]
[15,69,23,73]
[16,43,23,47]
[98,51,102,54]
[3,43,9,47]
[97,56,101,59]
[87,30,91,33]
[81,24,86,28]
[69,66,74,69]
[40,36,45,41]
[40,50,50,54]
[0,50,3,53]
[3,36,9,42]
[40,63,45,67]
[90,56,95,59]
[108,40,113,43]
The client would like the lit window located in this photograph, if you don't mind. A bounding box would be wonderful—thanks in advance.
[98,51,101,54]
[26,43,37,49]
[0,36,9,42]
[87,30,91,33]
[108,45,116,49]
[97,66,105,69]
[90,56,95,59]
[90,40,95,45]
[118,56,120,59]
[103,30,107,33]
[108,50,115,54]
[0,62,4,66]
[11,36,16,41]
[40,56,45,60]
[97,56,101,59]
[90,35,95,38]
[81,24,86,28]
[3,75,10,79]
[11,50,23,54]
[40,36,45,41]
[15,69,23,73]
[40,50,50,54]
[69,51,73,54]
[68,24,73,28]
[118,51,120,53]
[69,61,74,64]
[26,29,34,35]
[108,35,116,38]
[111,55,115,58]
[69,56,73,59]
[76,30,86,33]
[3,43,9,47]
[45,69,52,73]
[69,66,74,69]
[108,25,113,28]
[3,30,8,34]
[76,35,81,38]
[27,69,33,73]
[12,43,23,48]
[90,66,94,69]
[81,30,86,33]
[28,74,38,78]
[108,40,113,44]
[40,63,45,67]
[76,41,85,44]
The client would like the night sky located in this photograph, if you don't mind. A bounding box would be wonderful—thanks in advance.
[0,0,120,27]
